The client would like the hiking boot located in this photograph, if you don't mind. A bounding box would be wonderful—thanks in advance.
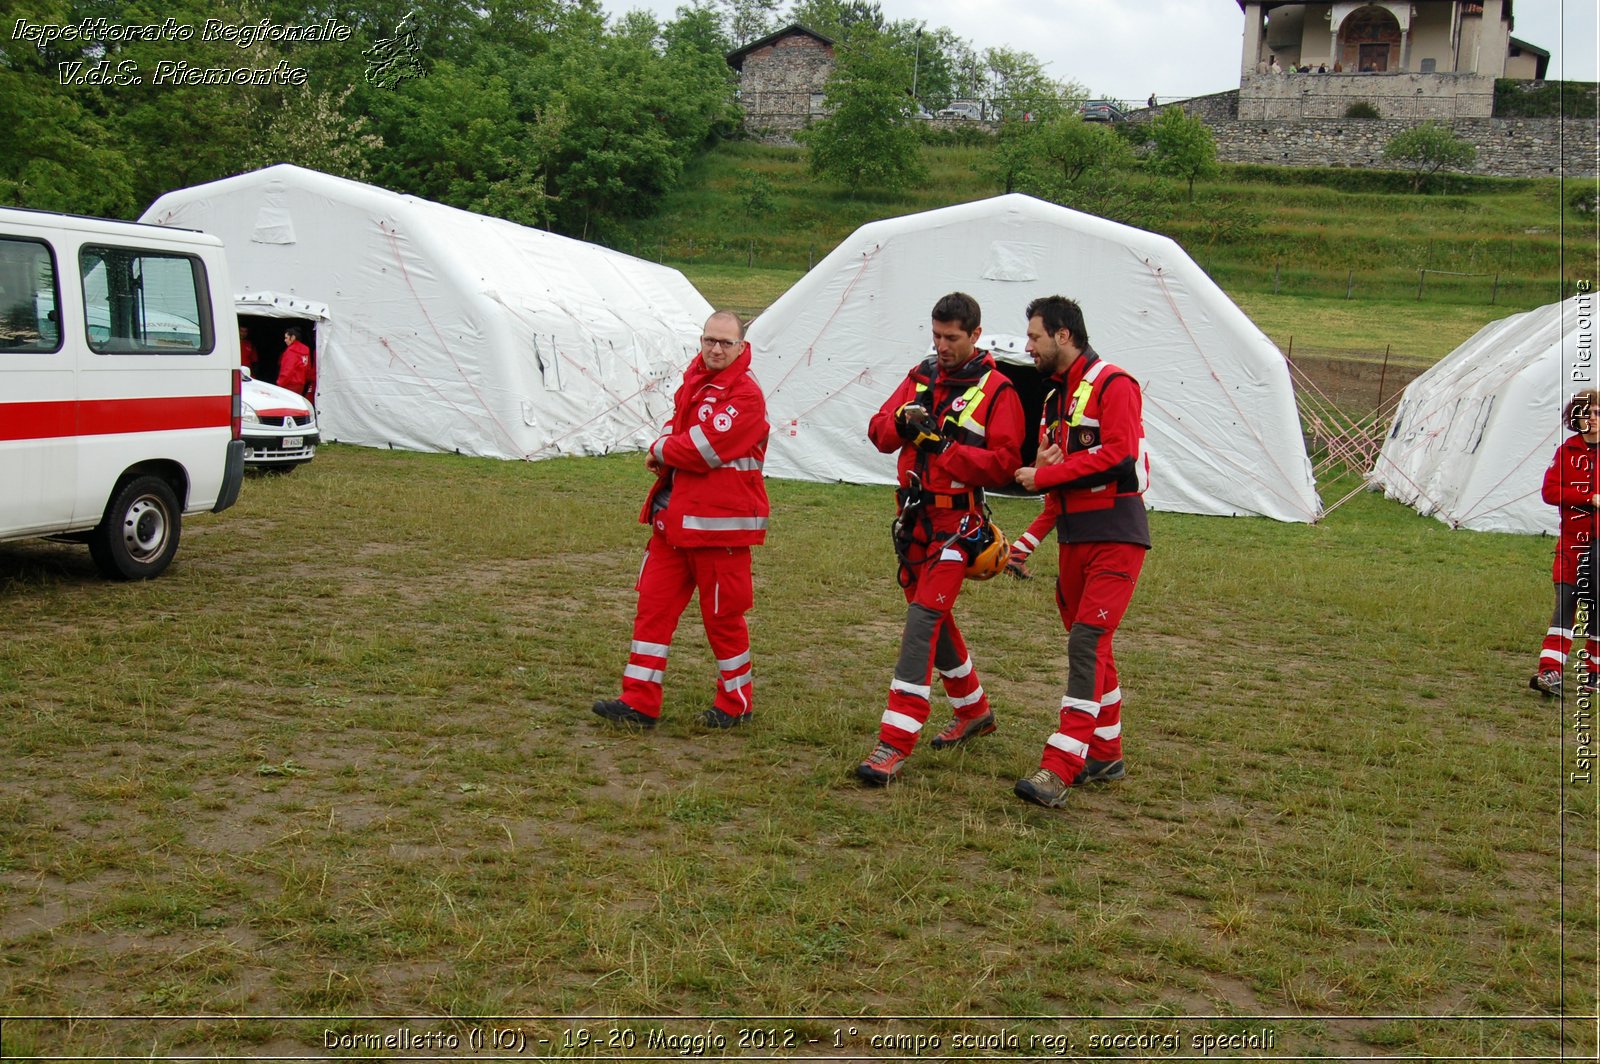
[1529,669,1563,698]
[700,707,750,729]
[592,698,658,728]
[1073,757,1126,785]
[1014,768,1070,808]
[856,741,910,785]
[929,711,997,749]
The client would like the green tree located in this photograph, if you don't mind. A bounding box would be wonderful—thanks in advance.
[789,0,885,34]
[735,168,778,216]
[801,27,925,194]
[987,112,1139,222]
[980,46,1070,120]
[1382,121,1477,192]
[717,0,779,45]
[1147,106,1219,202]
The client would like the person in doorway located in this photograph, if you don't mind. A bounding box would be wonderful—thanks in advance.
[1012,296,1151,808]
[593,311,770,730]
[277,326,312,400]
[1531,389,1600,698]
[855,292,1024,785]
[1269,56,1283,75]
[238,324,257,373]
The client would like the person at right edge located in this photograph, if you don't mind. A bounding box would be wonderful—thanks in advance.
[856,292,1024,785]
[1013,296,1150,808]
[1530,388,1600,699]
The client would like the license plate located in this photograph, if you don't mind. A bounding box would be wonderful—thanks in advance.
[281,436,303,450]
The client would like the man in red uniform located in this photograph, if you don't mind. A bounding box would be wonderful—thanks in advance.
[1531,388,1600,697]
[238,324,258,373]
[277,326,312,400]
[1013,296,1150,808]
[856,292,1025,784]
[594,311,770,729]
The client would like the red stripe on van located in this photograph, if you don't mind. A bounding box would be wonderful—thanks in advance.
[0,397,230,442]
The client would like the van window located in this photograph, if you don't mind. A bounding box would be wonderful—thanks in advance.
[0,237,61,353]
[79,245,213,355]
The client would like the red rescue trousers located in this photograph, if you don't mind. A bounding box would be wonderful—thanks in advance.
[1038,540,1147,782]
[878,533,991,753]
[620,528,754,719]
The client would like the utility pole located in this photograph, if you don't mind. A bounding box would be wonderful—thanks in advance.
[911,27,923,102]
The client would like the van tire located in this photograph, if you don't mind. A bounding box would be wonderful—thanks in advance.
[89,476,182,580]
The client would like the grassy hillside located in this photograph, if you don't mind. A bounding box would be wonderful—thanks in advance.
[617,140,1592,362]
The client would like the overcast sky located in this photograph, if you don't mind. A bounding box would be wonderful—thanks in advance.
[602,0,1598,104]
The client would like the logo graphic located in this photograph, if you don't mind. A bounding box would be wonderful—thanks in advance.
[364,10,423,88]
[713,412,733,433]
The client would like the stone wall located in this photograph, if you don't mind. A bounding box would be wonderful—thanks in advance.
[737,35,833,143]
[1207,115,1593,178]
[1139,87,1595,178]
[1141,90,1238,125]
[1237,71,1496,120]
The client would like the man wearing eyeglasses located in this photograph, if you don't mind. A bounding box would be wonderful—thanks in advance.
[593,311,771,730]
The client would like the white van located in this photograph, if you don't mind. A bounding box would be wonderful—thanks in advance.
[0,207,244,579]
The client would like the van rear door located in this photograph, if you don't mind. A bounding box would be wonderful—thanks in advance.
[0,233,76,537]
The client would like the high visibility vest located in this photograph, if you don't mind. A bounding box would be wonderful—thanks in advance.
[908,358,1015,496]
[1042,352,1150,546]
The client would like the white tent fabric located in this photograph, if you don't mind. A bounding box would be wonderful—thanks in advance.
[745,194,1321,523]
[1370,296,1587,534]
[142,165,712,461]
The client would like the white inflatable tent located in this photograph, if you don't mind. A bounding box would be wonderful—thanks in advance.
[142,165,712,461]
[746,194,1321,522]
[1370,296,1587,534]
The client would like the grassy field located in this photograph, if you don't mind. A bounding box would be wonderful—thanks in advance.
[0,447,1594,1058]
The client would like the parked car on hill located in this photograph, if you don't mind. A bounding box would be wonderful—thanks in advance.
[935,100,985,120]
[1079,99,1128,122]
[241,369,318,471]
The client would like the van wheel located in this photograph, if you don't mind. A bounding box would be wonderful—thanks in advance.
[89,476,182,580]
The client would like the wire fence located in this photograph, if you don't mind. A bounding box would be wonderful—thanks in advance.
[1201,261,1567,308]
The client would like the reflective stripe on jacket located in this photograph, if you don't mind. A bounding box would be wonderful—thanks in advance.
[640,343,771,548]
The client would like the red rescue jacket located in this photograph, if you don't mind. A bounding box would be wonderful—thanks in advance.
[1034,346,1150,547]
[868,352,1024,528]
[641,343,770,548]
[1542,431,1598,584]
[278,340,311,396]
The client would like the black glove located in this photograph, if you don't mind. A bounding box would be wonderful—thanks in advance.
[895,403,944,453]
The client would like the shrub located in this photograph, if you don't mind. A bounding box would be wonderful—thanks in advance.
[1382,121,1477,192]
[1494,79,1599,118]
[1345,101,1382,119]
[1226,163,1521,195]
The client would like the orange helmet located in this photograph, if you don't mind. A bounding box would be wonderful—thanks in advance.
[959,516,1011,581]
